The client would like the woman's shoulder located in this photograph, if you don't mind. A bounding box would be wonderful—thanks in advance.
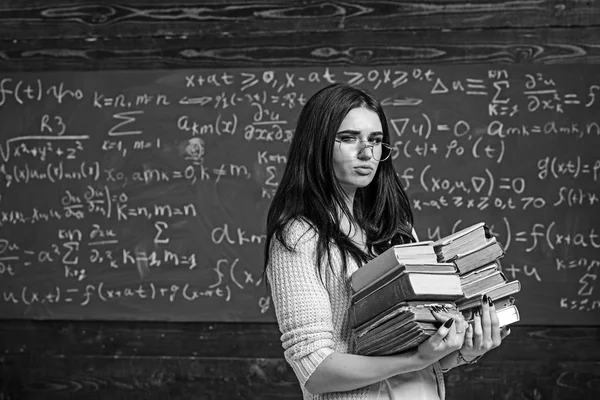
[280,217,319,246]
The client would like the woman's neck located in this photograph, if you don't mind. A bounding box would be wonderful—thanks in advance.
[337,204,367,252]
[342,189,355,211]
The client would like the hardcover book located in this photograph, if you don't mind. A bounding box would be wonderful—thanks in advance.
[349,272,463,328]
[460,264,507,298]
[433,222,492,261]
[352,302,461,356]
[348,221,521,357]
[463,297,520,328]
[352,262,457,304]
[462,296,515,320]
[459,261,502,286]
[456,280,521,310]
[494,304,520,327]
[449,237,505,274]
[353,301,457,333]
[351,241,437,293]
[356,322,438,356]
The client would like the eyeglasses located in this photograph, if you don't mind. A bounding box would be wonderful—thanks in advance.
[334,136,393,162]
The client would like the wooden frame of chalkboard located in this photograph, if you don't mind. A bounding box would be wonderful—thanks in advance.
[0,2,599,399]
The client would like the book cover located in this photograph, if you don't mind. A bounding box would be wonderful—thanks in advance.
[350,273,463,328]
[452,238,505,274]
[351,241,436,293]
[433,222,487,247]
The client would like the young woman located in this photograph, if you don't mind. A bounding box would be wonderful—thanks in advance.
[264,83,509,399]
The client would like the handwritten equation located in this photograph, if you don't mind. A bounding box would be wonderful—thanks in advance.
[0,66,598,323]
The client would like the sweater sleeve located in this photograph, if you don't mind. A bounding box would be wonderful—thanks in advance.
[266,221,336,387]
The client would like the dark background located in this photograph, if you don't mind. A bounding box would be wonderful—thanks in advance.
[0,1,599,399]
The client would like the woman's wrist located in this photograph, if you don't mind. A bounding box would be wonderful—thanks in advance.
[457,350,482,365]
[413,348,442,371]
[439,351,459,372]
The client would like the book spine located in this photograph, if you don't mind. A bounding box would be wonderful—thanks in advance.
[350,276,416,327]
[352,269,409,304]
[351,251,396,293]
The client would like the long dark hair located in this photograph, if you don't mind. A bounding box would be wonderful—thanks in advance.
[264,83,414,278]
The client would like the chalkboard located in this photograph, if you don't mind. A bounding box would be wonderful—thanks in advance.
[0,66,598,325]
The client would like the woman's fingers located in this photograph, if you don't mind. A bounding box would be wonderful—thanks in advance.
[419,317,464,363]
[472,307,483,349]
[426,317,455,349]
[480,295,493,350]
[463,323,474,349]
[489,298,502,347]
[453,313,467,338]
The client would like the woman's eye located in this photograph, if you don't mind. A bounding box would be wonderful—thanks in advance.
[369,138,383,145]
[339,136,358,143]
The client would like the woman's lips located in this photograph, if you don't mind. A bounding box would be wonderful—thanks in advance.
[354,165,374,175]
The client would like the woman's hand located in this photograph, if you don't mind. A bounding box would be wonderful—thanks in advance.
[460,294,511,362]
[417,310,467,365]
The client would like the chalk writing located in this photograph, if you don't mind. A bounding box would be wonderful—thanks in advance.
[0,65,598,324]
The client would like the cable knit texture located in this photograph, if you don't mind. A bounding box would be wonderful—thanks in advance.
[267,219,445,400]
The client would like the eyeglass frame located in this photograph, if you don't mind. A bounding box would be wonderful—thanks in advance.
[334,136,393,162]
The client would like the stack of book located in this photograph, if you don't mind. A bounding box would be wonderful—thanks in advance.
[349,242,463,356]
[432,222,521,326]
[352,300,461,356]
[348,223,522,356]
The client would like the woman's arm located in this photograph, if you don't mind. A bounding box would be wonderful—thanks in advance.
[305,319,460,394]
[267,222,463,395]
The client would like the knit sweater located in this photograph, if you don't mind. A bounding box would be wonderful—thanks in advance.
[267,219,445,400]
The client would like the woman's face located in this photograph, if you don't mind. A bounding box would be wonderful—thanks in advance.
[332,106,383,196]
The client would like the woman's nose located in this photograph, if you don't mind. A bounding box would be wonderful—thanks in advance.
[357,143,374,159]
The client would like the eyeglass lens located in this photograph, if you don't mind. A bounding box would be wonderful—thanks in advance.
[338,140,391,161]
[359,144,391,161]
